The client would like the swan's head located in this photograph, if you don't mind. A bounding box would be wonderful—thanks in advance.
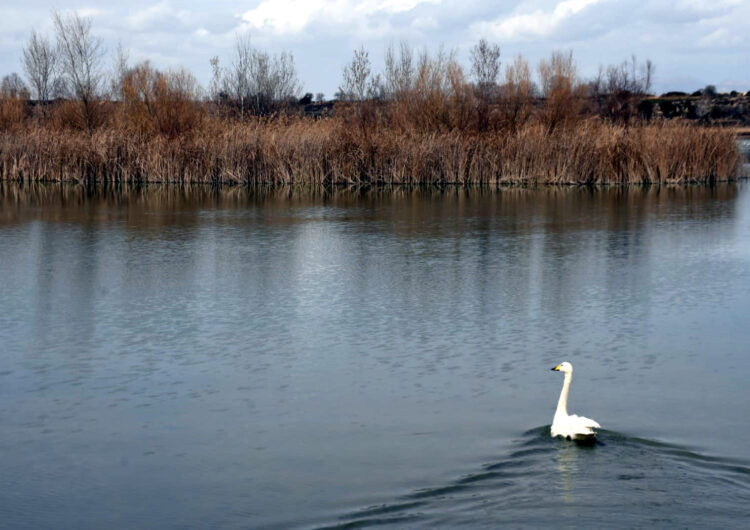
[551,362,573,373]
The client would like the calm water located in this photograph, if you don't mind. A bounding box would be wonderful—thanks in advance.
[1,183,750,529]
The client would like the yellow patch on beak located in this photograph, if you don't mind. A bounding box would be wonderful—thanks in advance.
[552,365,561,371]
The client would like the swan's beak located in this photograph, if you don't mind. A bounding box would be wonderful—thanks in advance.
[551,365,561,371]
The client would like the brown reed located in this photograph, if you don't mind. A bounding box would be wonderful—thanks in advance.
[0,109,741,185]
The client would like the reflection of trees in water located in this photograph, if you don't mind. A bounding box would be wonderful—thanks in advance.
[1,185,742,370]
[0,183,741,236]
[23,212,99,383]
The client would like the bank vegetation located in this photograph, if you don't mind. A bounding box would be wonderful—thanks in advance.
[0,12,743,185]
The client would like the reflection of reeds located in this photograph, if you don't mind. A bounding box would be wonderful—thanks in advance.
[0,181,740,229]
[0,114,741,185]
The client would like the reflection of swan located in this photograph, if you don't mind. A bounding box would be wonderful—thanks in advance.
[556,441,578,503]
[550,362,600,441]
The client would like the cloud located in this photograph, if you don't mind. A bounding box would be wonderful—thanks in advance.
[240,0,440,36]
[472,0,604,41]
[640,0,742,24]
[126,2,175,31]
[75,7,106,19]
[0,0,747,97]
[697,28,740,49]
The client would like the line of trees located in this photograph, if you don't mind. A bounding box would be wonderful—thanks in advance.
[1,10,668,135]
[3,11,108,130]
[6,12,655,106]
[336,39,654,103]
[12,12,104,105]
[335,40,657,127]
[2,10,304,130]
[331,40,658,134]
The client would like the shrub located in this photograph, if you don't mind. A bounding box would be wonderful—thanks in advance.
[120,62,204,138]
[0,97,27,130]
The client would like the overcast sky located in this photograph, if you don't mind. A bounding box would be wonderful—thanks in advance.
[2,0,748,97]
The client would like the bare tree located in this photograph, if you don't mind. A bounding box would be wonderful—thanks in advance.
[602,55,655,96]
[588,64,605,98]
[228,35,252,116]
[109,42,130,101]
[501,55,535,132]
[414,46,457,97]
[268,51,301,101]
[247,48,301,111]
[538,51,583,130]
[470,38,500,98]
[538,50,577,97]
[339,46,374,101]
[217,35,302,115]
[254,50,300,102]
[22,29,57,101]
[640,59,654,95]
[592,55,656,123]
[1,73,30,98]
[51,77,72,99]
[384,41,414,99]
[53,10,105,130]
[208,56,223,103]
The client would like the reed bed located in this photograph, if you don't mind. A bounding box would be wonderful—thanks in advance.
[0,112,741,185]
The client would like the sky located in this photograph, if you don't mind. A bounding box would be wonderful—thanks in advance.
[1,0,748,98]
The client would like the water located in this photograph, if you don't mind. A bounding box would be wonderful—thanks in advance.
[1,183,750,528]
[740,137,750,170]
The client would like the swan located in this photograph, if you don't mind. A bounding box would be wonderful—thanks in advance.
[550,362,600,441]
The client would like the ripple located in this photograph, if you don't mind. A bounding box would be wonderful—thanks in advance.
[320,428,750,528]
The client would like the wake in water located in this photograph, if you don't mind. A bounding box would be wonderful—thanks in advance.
[317,428,750,529]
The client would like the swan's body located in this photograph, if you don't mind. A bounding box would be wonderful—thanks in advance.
[550,362,600,441]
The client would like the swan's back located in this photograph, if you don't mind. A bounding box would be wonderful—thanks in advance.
[551,414,600,438]
[567,414,600,432]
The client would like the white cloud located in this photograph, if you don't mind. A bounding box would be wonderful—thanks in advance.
[473,0,603,41]
[240,0,440,35]
[241,0,323,34]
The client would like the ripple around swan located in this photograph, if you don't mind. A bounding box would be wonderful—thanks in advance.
[318,428,750,529]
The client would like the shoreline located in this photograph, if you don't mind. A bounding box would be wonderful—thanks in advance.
[1,178,746,194]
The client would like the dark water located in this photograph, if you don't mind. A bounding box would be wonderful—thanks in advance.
[1,183,750,529]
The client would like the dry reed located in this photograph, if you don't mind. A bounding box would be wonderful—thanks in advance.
[0,110,741,185]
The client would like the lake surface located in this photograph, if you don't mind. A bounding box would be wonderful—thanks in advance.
[1,183,750,528]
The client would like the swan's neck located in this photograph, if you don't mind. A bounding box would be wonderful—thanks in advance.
[555,372,572,418]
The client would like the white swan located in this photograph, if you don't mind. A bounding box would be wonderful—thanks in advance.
[550,362,600,441]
